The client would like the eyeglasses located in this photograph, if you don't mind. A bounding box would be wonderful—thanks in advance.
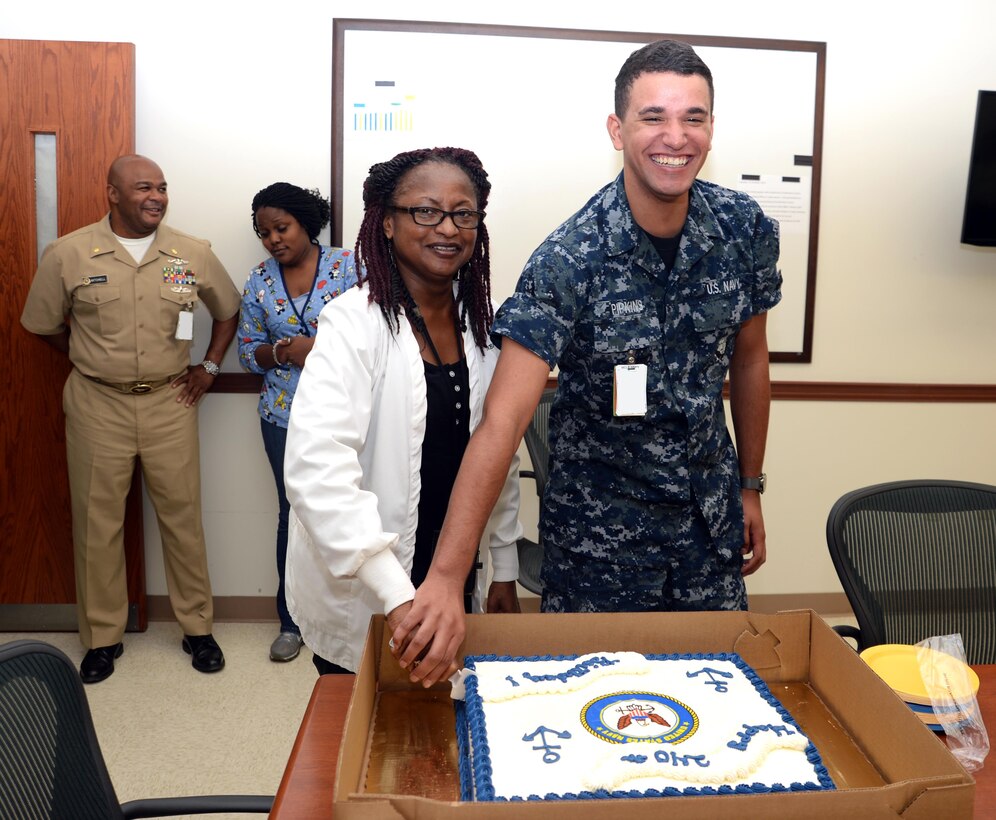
[387,205,484,229]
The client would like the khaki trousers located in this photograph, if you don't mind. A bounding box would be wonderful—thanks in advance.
[63,369,214,648]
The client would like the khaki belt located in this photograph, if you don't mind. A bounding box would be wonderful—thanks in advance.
[82,371,183,395]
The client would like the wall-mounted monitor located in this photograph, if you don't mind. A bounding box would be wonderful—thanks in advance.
[961,90,996,247]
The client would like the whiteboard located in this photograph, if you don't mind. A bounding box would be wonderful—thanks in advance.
[333,21,825,362]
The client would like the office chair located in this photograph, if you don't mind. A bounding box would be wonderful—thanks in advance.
[826,479,996,664]
[0,639,273,820]
[516,387,556,595]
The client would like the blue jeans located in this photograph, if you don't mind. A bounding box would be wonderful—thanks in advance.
[260,418,299,634]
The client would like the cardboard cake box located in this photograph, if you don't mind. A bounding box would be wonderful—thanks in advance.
[333,610,973,819]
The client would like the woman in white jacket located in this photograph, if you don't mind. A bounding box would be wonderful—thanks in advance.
[284,147,522,675]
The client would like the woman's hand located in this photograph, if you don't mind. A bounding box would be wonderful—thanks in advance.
[486,580,521,613]
[273,335,316,368]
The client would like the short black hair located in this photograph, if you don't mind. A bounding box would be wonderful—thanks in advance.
[251,182,331,242]
[614,40,714,117]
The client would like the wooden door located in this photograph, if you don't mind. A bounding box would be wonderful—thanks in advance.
[0,39,146,631]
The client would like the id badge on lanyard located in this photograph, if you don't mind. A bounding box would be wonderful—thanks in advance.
[613,352,647,417]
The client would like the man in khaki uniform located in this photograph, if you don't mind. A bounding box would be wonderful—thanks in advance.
[21,155,240,683]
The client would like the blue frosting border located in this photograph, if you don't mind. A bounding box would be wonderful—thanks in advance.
[454,698,474,800]
[456,652,836,802]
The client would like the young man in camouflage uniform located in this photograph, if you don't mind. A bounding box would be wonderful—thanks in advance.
[390,40,781,687]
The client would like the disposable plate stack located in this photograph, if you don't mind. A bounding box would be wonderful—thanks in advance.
[860,644,980,732]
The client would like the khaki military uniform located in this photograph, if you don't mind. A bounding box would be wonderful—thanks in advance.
[21,215,240,648]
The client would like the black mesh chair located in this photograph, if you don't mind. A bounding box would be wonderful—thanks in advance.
[0,639,273,819]
[516,387,556,595]
[826,480,996,664]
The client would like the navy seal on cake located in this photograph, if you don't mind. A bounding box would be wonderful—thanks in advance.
[616,702,670,731]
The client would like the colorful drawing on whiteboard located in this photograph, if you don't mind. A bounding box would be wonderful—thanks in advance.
[352,81,415,132]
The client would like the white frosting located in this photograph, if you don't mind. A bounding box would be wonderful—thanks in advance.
[474,651,653,702]
[459,653,828,800]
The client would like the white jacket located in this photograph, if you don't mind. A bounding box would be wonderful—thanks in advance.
[284,284,522,671]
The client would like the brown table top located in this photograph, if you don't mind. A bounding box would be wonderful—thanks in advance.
[965,664,996,817]
[270,673,352,819]
[272,664,996,819]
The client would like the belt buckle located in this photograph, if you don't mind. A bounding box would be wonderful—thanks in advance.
[129,382,153,394]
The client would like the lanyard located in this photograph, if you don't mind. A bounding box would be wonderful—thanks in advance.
[416,306,464,369]
[279,246,322,338]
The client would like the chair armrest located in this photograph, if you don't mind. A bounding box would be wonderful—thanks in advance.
[121,794,273,818]
[519,469,542,499]
[516,537,544,595]
[832,624,864,652]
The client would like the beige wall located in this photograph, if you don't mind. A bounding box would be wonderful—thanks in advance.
[8,0,996,606]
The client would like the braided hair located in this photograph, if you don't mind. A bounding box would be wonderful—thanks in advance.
[251,182,331,242]
[354,147,494,352]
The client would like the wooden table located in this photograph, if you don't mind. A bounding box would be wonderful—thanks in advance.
[271,674,353,819]
[271,665,996,819]
[965,665,996,817]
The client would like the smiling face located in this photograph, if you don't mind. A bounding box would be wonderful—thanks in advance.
[382,161,479,297]
[107,156,168,238]
[607,71,713,230]
[255,206,314,268]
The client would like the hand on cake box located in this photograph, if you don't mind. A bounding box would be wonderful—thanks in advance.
[388,574,464,687]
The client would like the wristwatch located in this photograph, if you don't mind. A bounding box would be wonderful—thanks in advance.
[199,359,221,377]
[740,473,766,494]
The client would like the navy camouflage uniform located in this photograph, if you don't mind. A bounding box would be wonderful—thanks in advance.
[492,173,781,613]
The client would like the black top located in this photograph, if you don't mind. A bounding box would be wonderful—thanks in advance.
[648,230,682,272]
[409,355,472,606]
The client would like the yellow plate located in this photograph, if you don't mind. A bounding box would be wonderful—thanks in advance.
[860,644,980,706]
